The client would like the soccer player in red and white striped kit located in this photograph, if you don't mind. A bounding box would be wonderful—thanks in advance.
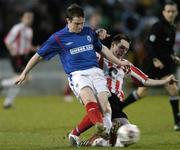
[1,10,37,108]
[70,34,176,147]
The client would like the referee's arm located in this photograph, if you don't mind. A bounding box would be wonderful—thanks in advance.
[145,23,161,60]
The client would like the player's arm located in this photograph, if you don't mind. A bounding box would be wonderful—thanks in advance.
[15,53,42,85]
[130,65,176,86]
[15,34,60,85]
[100,45,130,66]
[4,26,19,55]
[171,54,180,64]
[146,23,160,59]
[91,27,129,66]
[146,23,164,69]
[144,75,176,86]
[96,28,110,40]
[5,42,15,53]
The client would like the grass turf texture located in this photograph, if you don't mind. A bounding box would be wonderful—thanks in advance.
[0,95,180,150]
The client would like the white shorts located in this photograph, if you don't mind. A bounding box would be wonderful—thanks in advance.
[68,67,110,100]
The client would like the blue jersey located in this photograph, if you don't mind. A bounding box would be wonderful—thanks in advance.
[37,26,102,74]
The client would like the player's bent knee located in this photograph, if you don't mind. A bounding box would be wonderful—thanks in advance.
[136,87,148,98]
[166,84,179,96]
[80,86,97,104]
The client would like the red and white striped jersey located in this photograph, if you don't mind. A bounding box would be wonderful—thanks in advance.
[4,23,33,56]
[101,57,148,101]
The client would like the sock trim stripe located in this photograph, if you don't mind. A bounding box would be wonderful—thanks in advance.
[169,96,179,101]
[87,108,96,112]
[132,91,139,100]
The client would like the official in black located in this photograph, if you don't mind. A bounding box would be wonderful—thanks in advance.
[122,1,180,131]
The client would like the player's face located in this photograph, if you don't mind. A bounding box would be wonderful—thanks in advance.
[112,39,129,59]
[22,12,34,26]
[67,17,85,33]
[163,5,178,23]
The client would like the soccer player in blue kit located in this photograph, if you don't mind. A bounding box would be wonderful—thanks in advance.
[15,4,130,146]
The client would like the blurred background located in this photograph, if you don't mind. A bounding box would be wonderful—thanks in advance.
[0,0,180,95]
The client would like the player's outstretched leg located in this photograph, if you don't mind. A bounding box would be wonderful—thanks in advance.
[122,87,147,109]
[165,80,180,131]
[122,90,140,109]
[3,86,20,108]
[174,113,180,131]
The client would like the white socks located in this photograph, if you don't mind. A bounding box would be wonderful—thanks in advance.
[1,77,16,87]
[132,90,140,100]
[103,112,112,134]
[3,86,20,107]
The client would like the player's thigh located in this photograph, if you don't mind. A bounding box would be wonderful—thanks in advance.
[68,73,96,104]
[92,68,110,112]
[163,75,179,96]
[92,68,110,96]
[136,86,148,98]
[80,86,97,105]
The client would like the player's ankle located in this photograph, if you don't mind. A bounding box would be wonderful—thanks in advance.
[72,128,80,136]
[95,123,109,140]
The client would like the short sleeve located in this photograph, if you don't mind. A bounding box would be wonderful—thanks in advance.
[37,35,61,60]
[130,65,148,86]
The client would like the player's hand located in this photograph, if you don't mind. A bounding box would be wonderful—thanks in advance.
[119,59,130,66]
[31,45,40,52]
[14,73,27,85]
[121,65,131,74]
[96,28,110,40]
[8,46,18,56]
[165,75,178,85]
[117,60,131,69]
[171,55,180,64]
[153,58,164,69]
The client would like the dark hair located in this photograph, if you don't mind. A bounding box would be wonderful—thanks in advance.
[66,4,84,20]
[163,0,177,9]
[111,34,131,45]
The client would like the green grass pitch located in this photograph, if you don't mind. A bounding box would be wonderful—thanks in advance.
[0,95,180,150]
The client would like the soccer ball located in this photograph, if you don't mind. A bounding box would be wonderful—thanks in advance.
[115,124,140,147]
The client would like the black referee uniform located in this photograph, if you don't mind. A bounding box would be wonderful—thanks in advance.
[142,17,176,79]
